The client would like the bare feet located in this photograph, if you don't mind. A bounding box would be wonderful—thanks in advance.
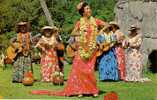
[78,94,83,97]
[93,94,98,97]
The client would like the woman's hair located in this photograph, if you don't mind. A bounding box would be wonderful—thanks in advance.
[78,2,89,16]
[112,24,120,30]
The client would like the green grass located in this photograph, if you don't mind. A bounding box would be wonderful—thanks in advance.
[0,64,157,100]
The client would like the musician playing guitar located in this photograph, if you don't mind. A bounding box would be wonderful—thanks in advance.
[96,23,119,81]
[11,21,33,83]
[96,24,116,57]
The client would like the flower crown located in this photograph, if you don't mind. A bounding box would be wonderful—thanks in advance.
[76,1,84,11]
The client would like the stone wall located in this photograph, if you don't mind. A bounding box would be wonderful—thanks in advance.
[115,0,157,64]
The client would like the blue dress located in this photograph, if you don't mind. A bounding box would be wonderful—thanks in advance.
[96,33,119,81]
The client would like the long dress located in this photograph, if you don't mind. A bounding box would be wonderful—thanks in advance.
[114,30,126,80]
[31,16,104,96]
[97,32,119,81]
[36,36,59,82]
[12,32,32,82]
[125,34,149,82]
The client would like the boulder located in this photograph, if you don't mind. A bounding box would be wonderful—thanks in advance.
[115,0,157,65]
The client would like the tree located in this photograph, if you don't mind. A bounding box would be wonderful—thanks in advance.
[0,0,116,44]
[39,0,54,26]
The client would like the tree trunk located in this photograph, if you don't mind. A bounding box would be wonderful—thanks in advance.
[39,0,54,26]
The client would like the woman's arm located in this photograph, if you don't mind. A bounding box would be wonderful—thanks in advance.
[115,31,125,43]
[71,21,80,36]
[95,18,107,26]
[129,35,142,48]
[35,38,46,51]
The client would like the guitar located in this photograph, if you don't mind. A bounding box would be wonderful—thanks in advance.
[5,42,19,63]
[66,43,78,58]
[96,42,110,57]
[66,35,79,58]
[5,34,41,63]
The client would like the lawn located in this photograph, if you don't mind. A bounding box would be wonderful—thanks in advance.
[0,64,157,100]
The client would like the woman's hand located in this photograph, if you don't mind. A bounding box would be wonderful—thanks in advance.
[122,40,129,49]
[18,47,22,53]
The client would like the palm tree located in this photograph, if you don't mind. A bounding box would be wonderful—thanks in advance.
[39,0,54,26]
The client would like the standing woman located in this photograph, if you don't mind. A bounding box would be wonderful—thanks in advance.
[32,1,105,97]
[96,24,119,81]
[110,22,126,81]
[125,25,150,82]
[12,22,33,83]
[35,26,60,82]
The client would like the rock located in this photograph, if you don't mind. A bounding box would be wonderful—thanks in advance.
[115,0,157,65]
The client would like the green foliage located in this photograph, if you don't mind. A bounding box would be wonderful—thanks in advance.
[0,31,16,53]
[0,0,116,45]
[0,0,41,32]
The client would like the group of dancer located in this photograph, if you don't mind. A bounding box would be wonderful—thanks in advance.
[8,1,150,98]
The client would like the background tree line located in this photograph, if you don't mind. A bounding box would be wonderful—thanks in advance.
[0,0,116,49]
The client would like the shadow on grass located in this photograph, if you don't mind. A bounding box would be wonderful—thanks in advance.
[99,90,106,95]
[100,80,120,82]
[60,90,106,98]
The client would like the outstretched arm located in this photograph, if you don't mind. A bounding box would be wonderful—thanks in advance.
[95,19,107,27]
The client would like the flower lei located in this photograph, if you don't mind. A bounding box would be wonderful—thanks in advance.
[41,35,56,46]
[79,16,97,60]
[18,32,30,51]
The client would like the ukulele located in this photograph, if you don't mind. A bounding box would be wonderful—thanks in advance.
[96,42,110,57]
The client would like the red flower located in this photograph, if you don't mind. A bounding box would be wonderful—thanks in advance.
[104,92,118,100]
[24,71,33,78]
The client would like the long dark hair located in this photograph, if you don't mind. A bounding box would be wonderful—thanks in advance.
[78,2,89,16]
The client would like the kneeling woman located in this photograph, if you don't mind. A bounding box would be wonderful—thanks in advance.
[36,26,60,82]
[97,24,119,81]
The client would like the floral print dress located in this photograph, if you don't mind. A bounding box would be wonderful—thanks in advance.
[97,32,119,81]
[125,34,149,82]
[12,32,32,82]
[36,36,59,82]
[114,30,126,80]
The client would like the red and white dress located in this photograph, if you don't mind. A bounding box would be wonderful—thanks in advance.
[36,36,59,82]
[32,17,105,96]
[125,34,150,82]
[114,30,126,80]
